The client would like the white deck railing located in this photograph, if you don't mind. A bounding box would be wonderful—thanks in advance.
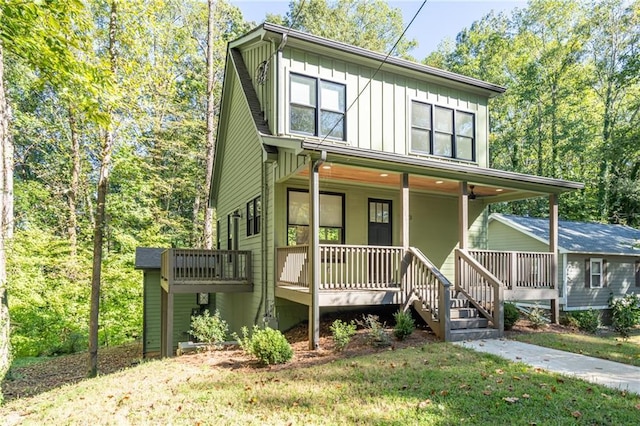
[467,250,555,289]
[161,248,251,285]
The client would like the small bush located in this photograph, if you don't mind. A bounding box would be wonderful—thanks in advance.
[609,294,640,338]
[356,314,390,346]
[330,319,357,352]
[526,306,547,329]
[392,310,415,340]
[560,314,581,329]
[503,303,520,330]
[567,310,600,334]
[189,310,228,347]
[235,326,293,365]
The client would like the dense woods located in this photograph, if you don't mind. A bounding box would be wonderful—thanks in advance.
[0,0,638,389]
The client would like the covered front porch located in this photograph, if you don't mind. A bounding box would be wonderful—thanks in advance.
[274,144,581,347]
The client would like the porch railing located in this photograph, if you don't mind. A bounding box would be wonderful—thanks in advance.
[405,247,451,340]
[455,249,503,331]
[161,248,251,285]
[276,244,404,290]
[467,250,555,289]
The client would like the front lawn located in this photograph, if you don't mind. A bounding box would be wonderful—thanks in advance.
[2,342,639,425]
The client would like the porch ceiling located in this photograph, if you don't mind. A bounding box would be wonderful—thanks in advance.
[296,163,539,202]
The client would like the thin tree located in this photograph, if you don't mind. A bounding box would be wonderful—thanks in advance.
[202,0,216,249]
[88,0,117,378]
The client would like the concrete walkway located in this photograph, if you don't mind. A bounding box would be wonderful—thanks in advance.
[454,339,640,395]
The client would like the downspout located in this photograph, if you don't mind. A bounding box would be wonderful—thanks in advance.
[309,151,326,350]
[254,150,267,325]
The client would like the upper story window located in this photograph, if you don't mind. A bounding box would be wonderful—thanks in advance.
[290,73,346,140]
[411,101,475,162]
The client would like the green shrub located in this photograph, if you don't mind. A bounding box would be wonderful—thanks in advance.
[189,310,229,347]
[330,319,357,352]
[356,314,390,346]
[609,294,640,338]
[567,310,600,334]
[560,314,581,329]
[526,306,547,329]
[235,326,293,365]
[392,310,415,340]
[503,303,519,330]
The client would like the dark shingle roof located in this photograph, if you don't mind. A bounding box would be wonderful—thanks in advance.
[491,214,640,255]
[134,247,165,269]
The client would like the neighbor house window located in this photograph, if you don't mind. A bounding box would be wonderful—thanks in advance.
[246,196,261,236]
[589,258,603,288]
[287,189,344,245]
[410,101,475,161]
[290,73,345,140]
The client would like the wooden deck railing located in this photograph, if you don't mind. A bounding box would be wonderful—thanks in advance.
[455,249,502,331]
[467,250,555,289]
[276,244,404,290]
[161,248,251,285]
[405,247,451,340]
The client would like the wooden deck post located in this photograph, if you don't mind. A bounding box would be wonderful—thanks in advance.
[308,153,324,350]
[549,194,559,324]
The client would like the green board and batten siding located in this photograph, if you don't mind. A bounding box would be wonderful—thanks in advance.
[215,60,265,334]
[279,46,489,167]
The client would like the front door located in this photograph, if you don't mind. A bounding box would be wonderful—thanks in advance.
[368,199,392,245]
[368,199,392,285]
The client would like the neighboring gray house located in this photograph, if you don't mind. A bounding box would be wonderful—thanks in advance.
[488,214,640,312]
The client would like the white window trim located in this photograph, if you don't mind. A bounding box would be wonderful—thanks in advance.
[590,258,603,288]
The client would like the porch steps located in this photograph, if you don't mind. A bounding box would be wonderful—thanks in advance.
[413,292,501,342]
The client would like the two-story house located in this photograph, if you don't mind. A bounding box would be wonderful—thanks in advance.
[148,23,583,356]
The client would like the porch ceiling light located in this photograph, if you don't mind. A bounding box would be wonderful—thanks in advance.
[380,173,389,177]
[495,188,504,192]
[435,180,444,184]
[322,165,332,170]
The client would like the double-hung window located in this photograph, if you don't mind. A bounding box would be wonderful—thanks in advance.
[589,258,603,288]
[290,74,346,140]
[246,196,261,236]
[287,189,344,245]
[411,101,475,161]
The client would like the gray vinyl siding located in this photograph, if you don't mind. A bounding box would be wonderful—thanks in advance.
[565,254,640,309]
[279,46,489,167]
[215,68,265,334]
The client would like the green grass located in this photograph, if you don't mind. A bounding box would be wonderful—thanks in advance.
[511,330,640,367]
[2,343,639,425]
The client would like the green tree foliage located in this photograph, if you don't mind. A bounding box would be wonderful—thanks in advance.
[266,0,417,58]
[426,0,640,225]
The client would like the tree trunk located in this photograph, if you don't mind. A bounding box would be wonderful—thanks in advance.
[88,1,117,379]
[68,105,80,257]
[202,0,216,250]
[0,39,11,396]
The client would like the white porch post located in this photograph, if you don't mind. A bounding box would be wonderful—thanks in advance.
[308,153,325,350]
[401,173,410,249]
[457,182,469,293]
[549,193,559,324]
[459,182,469,250]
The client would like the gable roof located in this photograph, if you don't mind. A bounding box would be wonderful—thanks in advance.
[231,23,506,97]
[490,214,640,256]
